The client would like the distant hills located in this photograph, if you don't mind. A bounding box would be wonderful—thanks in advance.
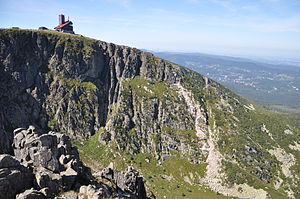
[155,52,300,113]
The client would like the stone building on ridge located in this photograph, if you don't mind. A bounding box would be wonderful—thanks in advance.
[54,14,74,34]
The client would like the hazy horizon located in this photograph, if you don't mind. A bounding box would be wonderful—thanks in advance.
[146,48,300,62]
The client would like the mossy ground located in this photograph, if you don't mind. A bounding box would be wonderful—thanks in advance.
[0,28,97,58]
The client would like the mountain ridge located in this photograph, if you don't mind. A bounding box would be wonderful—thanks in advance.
[1,28,300,199]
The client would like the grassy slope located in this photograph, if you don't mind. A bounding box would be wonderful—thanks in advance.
[73,75,232,198]
[179,70,300,198]
[74,130,234,199]
[73,75,299,198]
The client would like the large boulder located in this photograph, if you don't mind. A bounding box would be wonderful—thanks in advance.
[79,184,111,199]
[0,154,33,199]
[0,153,20,168]
[101,166,147,199]
[12,126,87,195]
[9,126,151,199]
[0,128,11,154]
[13,126,59,171]
[78,165,149,199]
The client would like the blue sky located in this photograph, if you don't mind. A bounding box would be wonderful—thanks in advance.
[1,0,300,59]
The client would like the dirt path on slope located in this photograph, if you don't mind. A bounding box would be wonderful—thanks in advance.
[175,83,268,199]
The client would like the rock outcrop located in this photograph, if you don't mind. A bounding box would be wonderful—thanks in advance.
[101,166,147,199]
[13,125,86,196]
[0,125,150,199]
[0,154,33,199]
[16,189,46,199]
[0,29,205,163]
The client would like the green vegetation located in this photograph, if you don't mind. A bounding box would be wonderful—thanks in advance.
[181,68,300,198]
[73,129,127,170]
[62,77,97,90]
[116,72,300,198]
[81,36,96,56]
[0,28,97,58]
[47,118,56,129]
[161,127,197,139]
[74,130,233,199]
[124,76,177,100]
[267,104,300,114]
[156,52,300,114]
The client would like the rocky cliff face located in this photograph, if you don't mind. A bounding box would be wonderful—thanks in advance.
[1,29,300,199]
[0,29,207,162]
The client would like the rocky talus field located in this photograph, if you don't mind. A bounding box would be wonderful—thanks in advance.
[0,29,300,199]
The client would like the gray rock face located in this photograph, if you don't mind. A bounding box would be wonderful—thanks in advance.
[13,126,85,196]
[101,166,147,199]
[79,184,110,199]
[0,128,11,154]
[0,29,206,163]
[16,189,46,199]
[0,28,198,198]
[77,165,149,199]
[0,153,20,168]
[56,192,78,199]
[0,154,33,199]
[6,125,150,198]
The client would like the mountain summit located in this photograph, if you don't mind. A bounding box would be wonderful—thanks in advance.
[0,29,299,199]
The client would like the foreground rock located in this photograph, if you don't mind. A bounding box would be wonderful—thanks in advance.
[79,184,110,199]
[0,154,33,199]
[0,126,151,199]
[101,166,147,199]
[13,125,87,196]
[16,189,46,199]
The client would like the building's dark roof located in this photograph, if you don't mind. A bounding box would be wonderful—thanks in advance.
[54,21,72,29]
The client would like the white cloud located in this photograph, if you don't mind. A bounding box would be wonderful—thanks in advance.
[240,5,258,11]
[252,15,300,32]
[186,0,257,13]
[186,0,201,4]
[211,0,236,11]
[105,0,131,8]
